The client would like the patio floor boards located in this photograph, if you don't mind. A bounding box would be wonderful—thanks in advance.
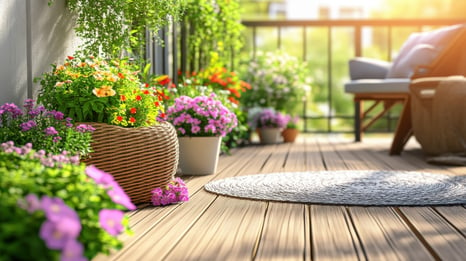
[93,135,466,261]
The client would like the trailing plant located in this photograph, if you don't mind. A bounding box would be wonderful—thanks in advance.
[48,0,185,57]
[182,0,244,72]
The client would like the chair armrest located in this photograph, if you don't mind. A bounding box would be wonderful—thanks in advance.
[349,57,392,80]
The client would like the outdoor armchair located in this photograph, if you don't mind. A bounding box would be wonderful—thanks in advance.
[344,23,466,155]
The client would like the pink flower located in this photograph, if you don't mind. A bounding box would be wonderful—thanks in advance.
[107,185,136,210]
[99,209,125,236]
[61,240,87,261]
[85,165,115,187]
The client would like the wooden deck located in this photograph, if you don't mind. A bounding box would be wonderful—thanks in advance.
[94,135,466,261]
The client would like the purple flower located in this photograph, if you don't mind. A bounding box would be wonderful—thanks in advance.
[99,209,125,236]
[151,178,189,206]
[163,94,237,137]
[44,126,58,136]
[76,124,95,133]
[191,125,200,134]
[61,240,87,261]
[20,120,37,131]
[23,99,35,111]
[107,185,136,210]
[39,220,69,250]
[24,194,41,213]
[39,197,81,250]
[41,196,79,223]
[85,165,115,187]
[0,103,23,118]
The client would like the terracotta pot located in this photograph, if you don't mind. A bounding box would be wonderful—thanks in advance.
[282,128,299,143]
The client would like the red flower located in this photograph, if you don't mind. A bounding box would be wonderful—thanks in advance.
[136,95,142,101]
[129,117,136,123]
[130,108,137,114]
[120,95,126,101]
[154,102,160,107]
[156,75,170,85]
[67,56,74,60]
[116,116,123,122]
[143,90,150,95]
[145,83,150,88]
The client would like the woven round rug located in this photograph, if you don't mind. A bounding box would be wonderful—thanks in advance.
[204,170,466,206]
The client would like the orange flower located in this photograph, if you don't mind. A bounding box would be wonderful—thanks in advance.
[155,75,170,85]
[92,86,116,97]
[130,108,137,114]
[120,95,126,101]
[118,72,125,79]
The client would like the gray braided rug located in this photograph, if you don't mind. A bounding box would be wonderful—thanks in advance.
[204,170,466,206]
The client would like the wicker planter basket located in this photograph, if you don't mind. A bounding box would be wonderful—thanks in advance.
[82,122,179,204]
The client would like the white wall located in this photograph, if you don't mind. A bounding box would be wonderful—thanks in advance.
[0,0,79,106]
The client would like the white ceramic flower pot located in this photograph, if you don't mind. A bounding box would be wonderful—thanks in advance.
[178,136,222,175]
[259,127,282,144]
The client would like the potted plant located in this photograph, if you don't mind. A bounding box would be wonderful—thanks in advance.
[35,55,179,204]
[282,115,300,143]
[239,50,312,115]
[0,142,134,260]
[161,93,238,175]
[248,108,288,144]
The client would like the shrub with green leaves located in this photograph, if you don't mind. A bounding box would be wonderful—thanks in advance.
[0,142,134,260]
[0,99,94,156]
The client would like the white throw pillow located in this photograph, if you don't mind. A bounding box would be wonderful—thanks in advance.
[386,44,438,78]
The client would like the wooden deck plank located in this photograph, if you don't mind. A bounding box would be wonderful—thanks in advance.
[91,135,465,261]
[349,207,434,261]
[435,206,466,236]
[163,196,267,261]
[310,205,362,261]
[255,202,308,261]
[400,207,466,260]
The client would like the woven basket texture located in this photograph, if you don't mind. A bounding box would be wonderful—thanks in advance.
[82,122,179,204]
[411,77,466,155]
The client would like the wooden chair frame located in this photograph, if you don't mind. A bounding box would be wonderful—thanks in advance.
[351,24,466,155]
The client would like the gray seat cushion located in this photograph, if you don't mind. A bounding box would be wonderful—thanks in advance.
[349,57,392,80]
[344,79,411,93]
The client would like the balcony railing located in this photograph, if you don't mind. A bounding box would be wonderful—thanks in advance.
[149,19,466,133]
[240,19,466,133]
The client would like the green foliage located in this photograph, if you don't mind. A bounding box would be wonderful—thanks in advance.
[239,50,312,115]
[0,143,132,260]
[0,100,94,156]
[49,0,185,57]
[182,0,244,72]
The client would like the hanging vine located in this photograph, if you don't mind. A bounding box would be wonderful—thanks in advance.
[48,0,185,57]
